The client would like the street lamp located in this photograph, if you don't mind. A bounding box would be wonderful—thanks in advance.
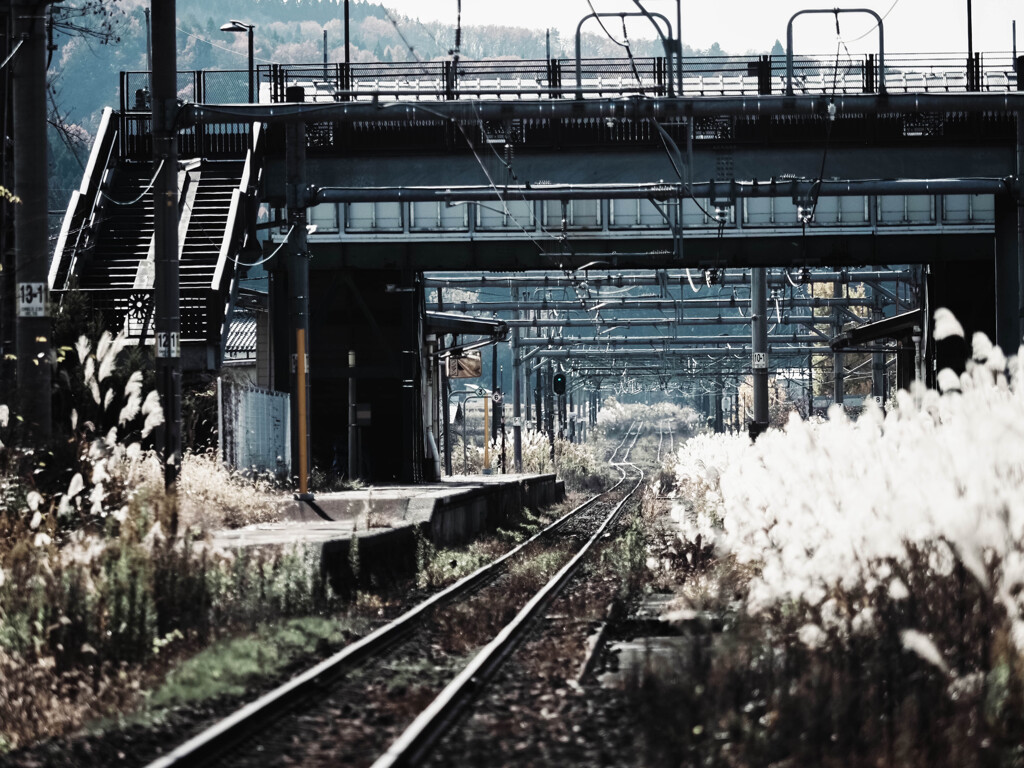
[220,19,255,102]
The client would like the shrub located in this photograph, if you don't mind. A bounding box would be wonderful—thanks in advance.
[665,316,1024,764]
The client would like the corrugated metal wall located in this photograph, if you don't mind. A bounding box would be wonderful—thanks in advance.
[218,379,291,477]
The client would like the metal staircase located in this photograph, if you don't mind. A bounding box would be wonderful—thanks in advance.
[80,163,156,290]
[50,110,260,372]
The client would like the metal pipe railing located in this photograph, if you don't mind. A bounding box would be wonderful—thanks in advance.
[786,8,886,95]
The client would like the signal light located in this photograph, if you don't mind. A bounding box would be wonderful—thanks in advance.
[553,372,567,395]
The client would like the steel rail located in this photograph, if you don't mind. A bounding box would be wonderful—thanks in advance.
[373,444,646,768]
[142,478,628,768]
[607,419,643,464]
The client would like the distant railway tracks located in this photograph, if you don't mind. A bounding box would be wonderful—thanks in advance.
[657,421,675,463]
[145,428,648,768]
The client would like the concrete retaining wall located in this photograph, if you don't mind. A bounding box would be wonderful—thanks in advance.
[321,473,564,595]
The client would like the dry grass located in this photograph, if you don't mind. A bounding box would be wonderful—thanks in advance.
[176,451,281,530]
[0,651,155,752]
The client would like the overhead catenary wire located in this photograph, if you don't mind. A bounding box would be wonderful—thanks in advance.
[231,225,294,268]
[380,11,595,311]
[583,1,645,93]
[175,27,274,64]
[99,159,164,207]
[584,0,629,49]
[844,0,901,43]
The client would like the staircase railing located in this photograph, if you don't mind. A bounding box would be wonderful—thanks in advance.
[49,108,120,290]
[214,122,266,360]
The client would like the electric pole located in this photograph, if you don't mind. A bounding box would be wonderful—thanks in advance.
[152,0,182,489]
[13,0,53,444]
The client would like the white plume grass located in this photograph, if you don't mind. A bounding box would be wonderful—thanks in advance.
[900,630,949,674]
[933,307,964,340]
[672,316,1024,657]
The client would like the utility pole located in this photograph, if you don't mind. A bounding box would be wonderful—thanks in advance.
[285,85,311,496]
[545,360,555,462]
[967,0,975,89]
[343,0,351,94]
[534,360,542,432]
[714,378,723,433]
[344,0,351,67]
[750,267,769,438]
[871,288,886,407]
[512,287,523,472]
[152,0,181,488]
[438,288,452,476]
[833,280,845,407]
[13,0,52,445]
[490,344,499,444]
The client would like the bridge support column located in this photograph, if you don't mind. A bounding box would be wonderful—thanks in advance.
[750,267,769,438]
[995,192,1022,353]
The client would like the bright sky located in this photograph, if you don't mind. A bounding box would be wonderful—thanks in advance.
[378,0,1023,56]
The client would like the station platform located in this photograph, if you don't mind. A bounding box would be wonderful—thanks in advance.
[211,473,564,596]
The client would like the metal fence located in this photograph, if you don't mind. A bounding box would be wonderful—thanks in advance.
[218,379,291,478]
[119,52,1023,112]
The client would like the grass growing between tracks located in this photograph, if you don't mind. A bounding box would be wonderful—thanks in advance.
[415,506,558,591]
[625,323,1024,768]
[146,616,369,711]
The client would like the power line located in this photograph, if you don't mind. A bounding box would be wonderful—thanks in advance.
[845,0,901,43]
[175,27,274,64]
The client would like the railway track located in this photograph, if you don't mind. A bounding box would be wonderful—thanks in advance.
[145,426,647,768]
[607,420,644,464]
[656,421,675,463]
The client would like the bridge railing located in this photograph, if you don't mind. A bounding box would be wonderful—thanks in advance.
[117,52,1024,112]
[261,52,1021,101]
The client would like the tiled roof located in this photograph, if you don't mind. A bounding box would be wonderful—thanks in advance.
[225,311,258,359]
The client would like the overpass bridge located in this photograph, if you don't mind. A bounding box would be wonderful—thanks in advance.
[49,49,1024,483]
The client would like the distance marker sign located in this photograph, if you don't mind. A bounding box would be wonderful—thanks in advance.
[17,283,47,317]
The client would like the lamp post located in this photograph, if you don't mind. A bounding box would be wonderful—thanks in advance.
[220,19,255,102]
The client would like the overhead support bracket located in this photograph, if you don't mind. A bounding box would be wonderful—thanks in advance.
[787,8,887,95]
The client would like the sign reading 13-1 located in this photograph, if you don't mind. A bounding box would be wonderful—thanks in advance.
[17,282,47,317]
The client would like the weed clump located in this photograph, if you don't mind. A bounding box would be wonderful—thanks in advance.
[0,329,341,751]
